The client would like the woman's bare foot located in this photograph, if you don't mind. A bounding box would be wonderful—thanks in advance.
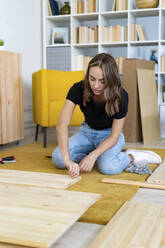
[128,153,134,163]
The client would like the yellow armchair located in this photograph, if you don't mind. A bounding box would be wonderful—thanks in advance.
[32,69,85,147]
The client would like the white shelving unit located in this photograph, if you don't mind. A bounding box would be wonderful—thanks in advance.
[42,0,165,109]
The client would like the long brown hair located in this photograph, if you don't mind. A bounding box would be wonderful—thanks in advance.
[83,53,121,116]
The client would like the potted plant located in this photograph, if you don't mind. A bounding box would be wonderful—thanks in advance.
[162,84,165,102]
[0,39,5,50]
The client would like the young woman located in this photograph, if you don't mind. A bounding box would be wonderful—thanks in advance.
[52,53,161,178]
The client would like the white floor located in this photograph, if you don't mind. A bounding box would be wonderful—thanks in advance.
[1,131,165,248]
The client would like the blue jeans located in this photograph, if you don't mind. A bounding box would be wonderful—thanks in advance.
[52,122,131,175]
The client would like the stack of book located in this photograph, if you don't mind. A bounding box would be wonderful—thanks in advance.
[74,25,98,43]
[115,56,127,74]
[112,0,128,11]
[74,55,92,71]
[74,0,96,14]
[131,24,147,41]
[74,55,126,73]
[161,56,165,72]
[102,25,128,43]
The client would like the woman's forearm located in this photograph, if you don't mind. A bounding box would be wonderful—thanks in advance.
[91,135,117,159]
[56,123,70,164]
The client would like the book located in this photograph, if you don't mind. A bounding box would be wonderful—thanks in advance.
[47,0,52,15]
[162,0,165,7]
[131,23,137,41]
[112,0,116,11]
[52,27,69,44]
[49,0,59,15]
[136,24,147,41]
[161,56,165,72]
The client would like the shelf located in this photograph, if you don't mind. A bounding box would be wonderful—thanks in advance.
[46,15,70,21]
[161,40,165,45]
[46,44,71,47]
[73,43,98,48]
[43,0,165,112]
[102,42,128,47]
[130,40,159,46]
[131,8,159,17]
[72,13,98,20]
[101,11,128,19]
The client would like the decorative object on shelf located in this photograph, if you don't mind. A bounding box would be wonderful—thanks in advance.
[150,49,158,73]
[52,27,69,44]
[136,0,159,9]
[150,50,158,64]
[49,0,59,15]
[0,39,4,50]
[60,2,70,15]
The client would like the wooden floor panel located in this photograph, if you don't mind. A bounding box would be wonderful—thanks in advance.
[0,169,81,189]
[0,184,100,247]
[147,159,165,184]
[89,201,165,248]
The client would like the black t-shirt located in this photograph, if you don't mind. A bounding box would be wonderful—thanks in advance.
[66,81,128,130]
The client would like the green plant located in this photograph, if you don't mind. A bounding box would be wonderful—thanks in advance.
[162,85,165,92]
[0,39,4,46]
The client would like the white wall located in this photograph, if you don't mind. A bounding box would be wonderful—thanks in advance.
[0,0,42,136]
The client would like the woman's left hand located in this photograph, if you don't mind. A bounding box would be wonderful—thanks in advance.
[79,153,97,173]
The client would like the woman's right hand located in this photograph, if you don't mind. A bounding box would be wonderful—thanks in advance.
[65,160,80,178]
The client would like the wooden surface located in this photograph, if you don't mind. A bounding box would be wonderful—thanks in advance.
[0,169,81,189]
[147,159,165,184]
[0,184,100,247]
[137,68,161,144]
[89,201,165,248]
[102,178,165,190]
[0,244,28,248]
[0,51,24,144]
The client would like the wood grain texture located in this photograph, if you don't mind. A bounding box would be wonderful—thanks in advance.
[147,159,165,184]
[137,69,160,144]
[0,244,28,248]
[102,178,165,190]
[0,169,81,189]
[0,184,100,247]
[0,51,24,144]
[89,201,165,248]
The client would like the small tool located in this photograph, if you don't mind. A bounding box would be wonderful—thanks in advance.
[0,156,16,164]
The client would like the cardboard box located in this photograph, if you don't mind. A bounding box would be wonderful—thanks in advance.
[123,59,155,142]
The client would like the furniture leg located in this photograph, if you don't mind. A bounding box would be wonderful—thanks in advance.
[35,124,39,141]
[43,127,47,148]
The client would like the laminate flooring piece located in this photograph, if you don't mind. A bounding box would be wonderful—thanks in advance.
[0,222,104,248]
[0,169,81,189]
[102,178,165,190]
[0,184,100,247]
[89,201,165,248]
[137,68,161,144]
[147,159,165,184]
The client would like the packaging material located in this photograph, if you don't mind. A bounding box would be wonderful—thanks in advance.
[137,69,160,144]
[123,59,155,142]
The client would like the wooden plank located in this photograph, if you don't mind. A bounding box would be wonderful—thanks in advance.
[102,178,165,190]
[0,244,27,248]
[0,51,24,144]
[137,68,161,144]
[147,159,165,184]
[0,184,100,247]
[89,201,165,248]
[0,169,81,189]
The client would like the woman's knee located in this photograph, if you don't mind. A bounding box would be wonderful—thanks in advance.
[52,147,66,169]
[97,160,123,175]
